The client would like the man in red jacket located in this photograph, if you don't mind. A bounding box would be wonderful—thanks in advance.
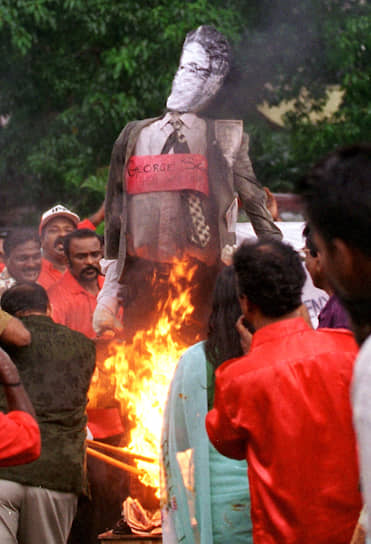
[206,239,361,544]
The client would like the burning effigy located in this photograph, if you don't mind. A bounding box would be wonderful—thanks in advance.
[93,24,281,341]
[89,259,200,538]
[90,22,282,542]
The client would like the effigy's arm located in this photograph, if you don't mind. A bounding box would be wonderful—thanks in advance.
[93,125,133,335]
[104,128,128,259]
[234,133,282,240]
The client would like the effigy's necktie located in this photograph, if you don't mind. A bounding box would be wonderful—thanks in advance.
[161,117,210,248]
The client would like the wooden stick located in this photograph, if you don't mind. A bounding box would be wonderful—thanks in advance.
[87,447,145,476]
[86,439,156,463]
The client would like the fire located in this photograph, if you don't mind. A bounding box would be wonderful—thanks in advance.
[89,258,200,495]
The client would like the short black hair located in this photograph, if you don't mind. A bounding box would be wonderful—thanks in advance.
[299,143,371,257]
[1,282,49,315]
[63,229,102,259]
[233,239,305,318]
[3,229,40,258]
[303,224,318,257]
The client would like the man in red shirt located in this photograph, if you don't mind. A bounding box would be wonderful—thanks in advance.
[47,229,103,339]
[206,239,361,544]
[38,203,105,290]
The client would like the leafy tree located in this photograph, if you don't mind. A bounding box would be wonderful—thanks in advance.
[0,0,247,221]
[235,0,371,190]
[0,0,370,223]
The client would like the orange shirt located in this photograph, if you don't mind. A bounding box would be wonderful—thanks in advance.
[38,258,63,290]
[48,270,104,339]
[206,318,361,544]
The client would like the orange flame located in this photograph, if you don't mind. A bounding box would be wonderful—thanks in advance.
[89,259,200,495]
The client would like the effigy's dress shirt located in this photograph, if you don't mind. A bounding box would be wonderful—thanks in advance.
[127,112,219,265]
[206,318,361,544]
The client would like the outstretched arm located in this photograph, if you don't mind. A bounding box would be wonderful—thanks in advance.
[0,311,31,347]
[0,347,35,417]
[234,133,282,240]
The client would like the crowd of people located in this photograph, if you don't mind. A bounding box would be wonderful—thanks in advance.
[161,143,371,544]
[0,142,368,544]
[0,19,369,544]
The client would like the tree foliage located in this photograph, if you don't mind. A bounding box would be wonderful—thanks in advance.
[235,0,371,190]
[0,0,247,218]
[0,0,370,221]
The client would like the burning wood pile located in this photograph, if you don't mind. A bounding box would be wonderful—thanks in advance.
[88,259,201,538]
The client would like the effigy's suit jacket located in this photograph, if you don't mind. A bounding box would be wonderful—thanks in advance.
[104,115,281,282]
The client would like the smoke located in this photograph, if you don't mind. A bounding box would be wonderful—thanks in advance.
[204,1,336,121]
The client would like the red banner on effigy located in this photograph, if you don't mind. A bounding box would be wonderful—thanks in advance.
[125,154,209,196]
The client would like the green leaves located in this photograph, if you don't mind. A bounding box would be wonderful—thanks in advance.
[0,0,369,219]
[0,0,247,215]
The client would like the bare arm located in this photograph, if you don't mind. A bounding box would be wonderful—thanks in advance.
[87,200,105,227]
[0,348,36,418]
[0,316,31,347]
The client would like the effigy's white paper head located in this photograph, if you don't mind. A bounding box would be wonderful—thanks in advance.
[166,25,231,113]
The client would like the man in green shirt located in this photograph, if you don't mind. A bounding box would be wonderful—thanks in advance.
[0,282,96,544]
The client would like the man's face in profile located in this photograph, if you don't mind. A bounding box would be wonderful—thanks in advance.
[312,229,362,300]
